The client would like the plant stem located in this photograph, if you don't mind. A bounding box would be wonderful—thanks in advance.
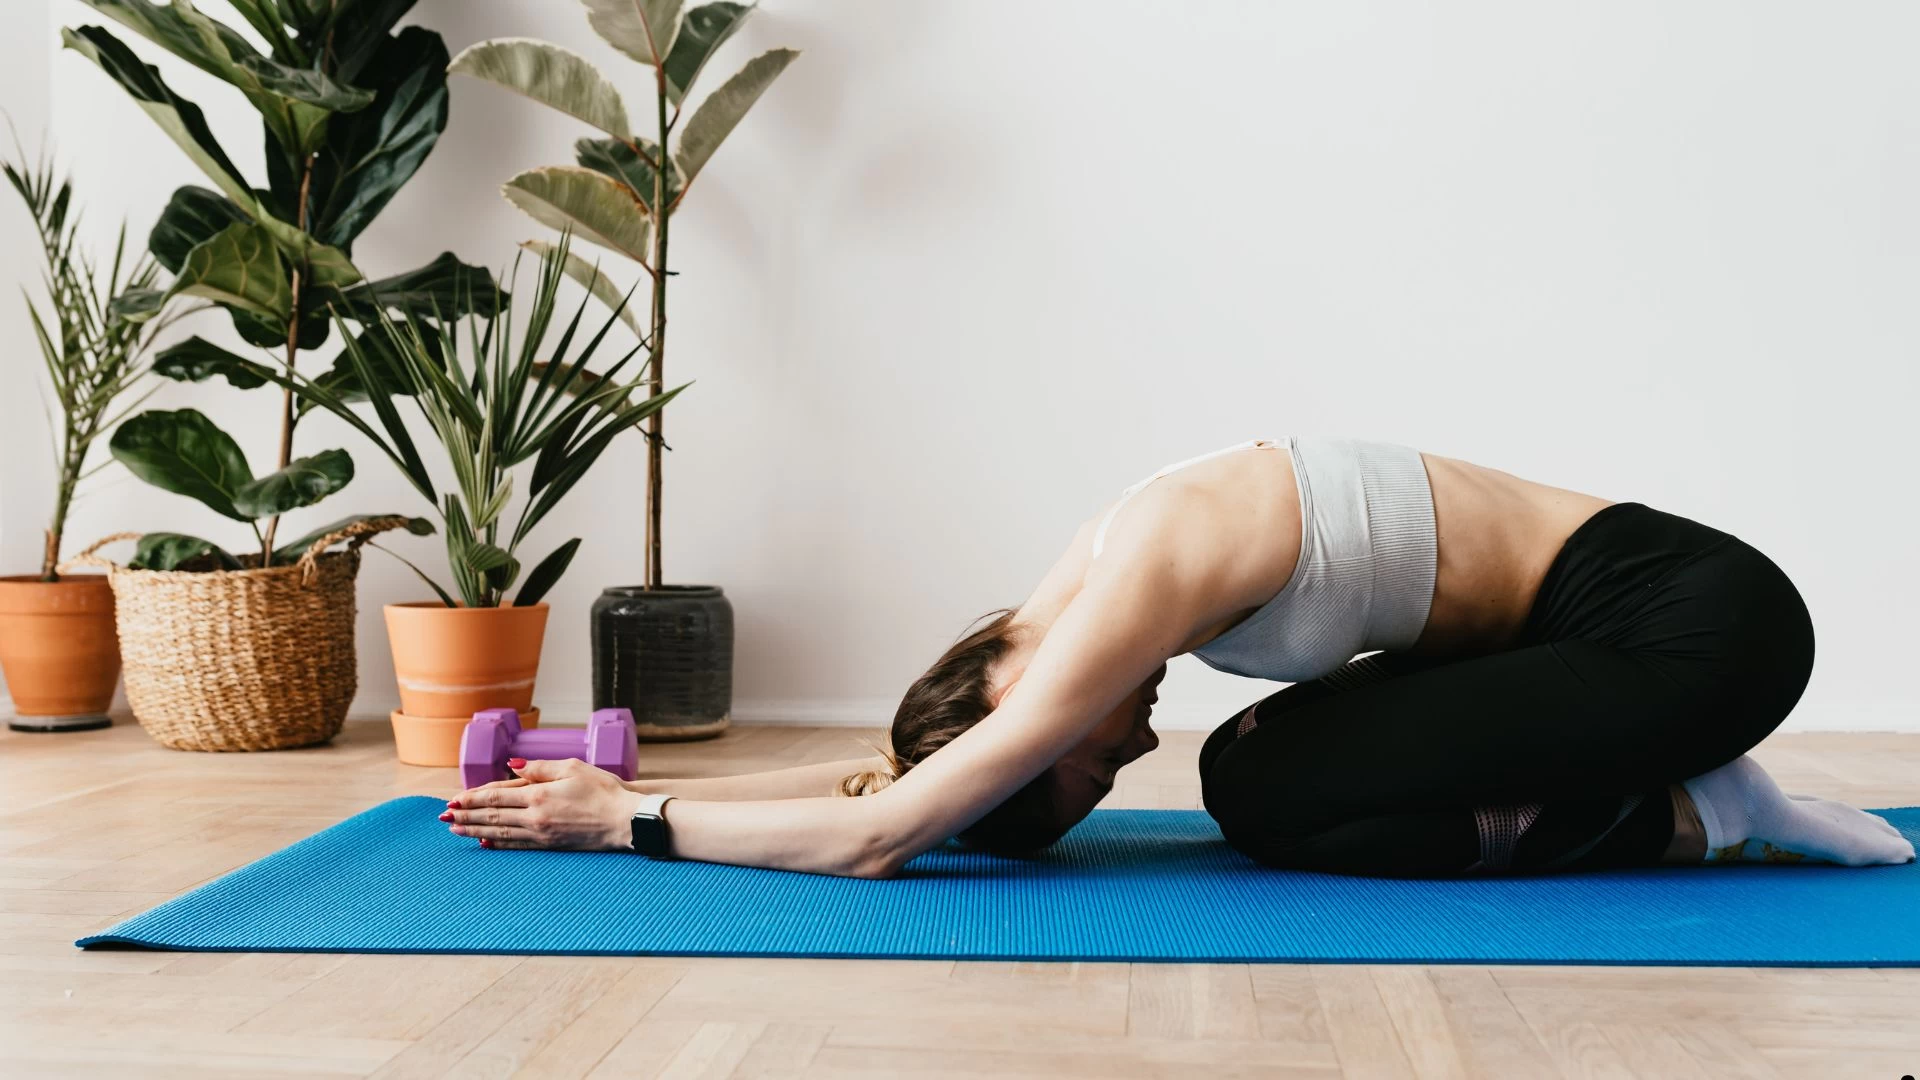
[261,159,315,565]
[645,62,670,590]
[42,421,85,581]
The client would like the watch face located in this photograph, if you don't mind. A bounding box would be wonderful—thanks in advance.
[630,814,668,856]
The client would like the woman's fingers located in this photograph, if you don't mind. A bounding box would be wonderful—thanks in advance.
[454,784,537,811]
[446,803,535,830]
[452,822,537,841]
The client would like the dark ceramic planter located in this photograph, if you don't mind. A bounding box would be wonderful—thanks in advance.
[591,585,734,741]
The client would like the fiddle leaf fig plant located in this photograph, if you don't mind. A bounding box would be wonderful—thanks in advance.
[451,0,798,589]
[66,0,490,568]
[237,236,688,608]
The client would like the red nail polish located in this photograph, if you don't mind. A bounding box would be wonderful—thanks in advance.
[479,838,492,848]
[447,800,462,810]
[508,758,526,770]
[438,812,453,822]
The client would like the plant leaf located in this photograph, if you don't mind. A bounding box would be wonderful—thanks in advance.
[308,26,449,250]
[271,513,433,564]
[674,48,798,185]
[303,316,443,408]
[513,537,580,606]
[231,448,354,519]
[501,166,652,264]
[574,137,680,213]
[171,222,291,321]
[236,53,376,112]
[109,408,255,521]
[127,532,244,572]
[662,1,754,105]
[61,25,254,210]
[153,336,270,389]
[323,0,415,84]
[581,0,684,67]
[518,240,644,338]
[449,38,630,139]
[63,27,365,287]
[149,185,249,273]
[108,288,168,323]
[333,251,503,320]
[370,540,460,607]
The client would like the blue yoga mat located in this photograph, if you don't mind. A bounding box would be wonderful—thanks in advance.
[78,796,1920,966]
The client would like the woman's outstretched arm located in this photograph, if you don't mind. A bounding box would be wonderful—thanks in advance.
[631,757,882,802]
[445,508,1224,875]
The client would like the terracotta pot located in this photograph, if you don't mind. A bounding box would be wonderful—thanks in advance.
[0,574,119,732]
[384,602,549,719]
[391,707,539,768]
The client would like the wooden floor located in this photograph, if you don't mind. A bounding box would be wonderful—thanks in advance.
[3,720,1916,1079]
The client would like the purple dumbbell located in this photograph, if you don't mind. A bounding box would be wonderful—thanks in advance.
[459,707,639,790]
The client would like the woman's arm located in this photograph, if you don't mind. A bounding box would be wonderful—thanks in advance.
[634,757,881,802]
[447,503,1226,876]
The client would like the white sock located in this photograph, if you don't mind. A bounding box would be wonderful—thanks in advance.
[1681,756,1914,866]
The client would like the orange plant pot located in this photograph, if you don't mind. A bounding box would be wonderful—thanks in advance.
[384,601,549,719]
[0,574,120,729]
[391,707,539,768]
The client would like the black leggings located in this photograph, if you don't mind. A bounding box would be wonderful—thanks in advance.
[1198,503,1815,876]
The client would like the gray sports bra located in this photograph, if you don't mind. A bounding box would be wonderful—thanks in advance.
[1090,436,1438,682]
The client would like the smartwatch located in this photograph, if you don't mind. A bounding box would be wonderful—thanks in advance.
[629,793,675,857]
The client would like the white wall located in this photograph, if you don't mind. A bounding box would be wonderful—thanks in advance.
[4,1,1917,731]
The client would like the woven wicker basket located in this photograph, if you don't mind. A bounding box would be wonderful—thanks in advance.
[63,518,412,752]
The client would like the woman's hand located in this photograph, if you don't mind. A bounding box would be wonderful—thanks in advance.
[443,759,645,851]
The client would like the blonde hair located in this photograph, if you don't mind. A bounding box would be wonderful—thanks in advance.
[835,609,1073,854]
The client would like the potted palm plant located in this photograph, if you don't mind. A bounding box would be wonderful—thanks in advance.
[61,0,481,751]
[450,0,798,739]
[0,147,177,733]
[256,237,685,765]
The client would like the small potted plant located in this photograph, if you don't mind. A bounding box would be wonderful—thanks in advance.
[62,0,481,750]
[269,237,685,765]
[0,146,175,732]
[451,0,799,739]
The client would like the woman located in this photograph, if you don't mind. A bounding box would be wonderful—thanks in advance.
[444,437,1913,876]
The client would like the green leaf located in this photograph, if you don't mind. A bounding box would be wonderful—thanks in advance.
[319,0,413,84]
[582,0,684,67]
[231,449,354,518]
[149,185,249,273]
[449,39,630,140]
[574,137,680,213]
[237,54,376,112]
[62,26,254,210]
[109,408,255,522]
[334,252,503,320]
[108,288,168,323]
[308,26,449,250]
[127,532,244,572]
[270,513,433,565]
[73,0,350,155]
[64,28,364,287]
[370,540,460,607]
[514,537,580,606]
[662,2,754,105]
[153,336,270,389]
[518,240,645,339]
[171,222,290,321]
[303,316,444,406]
[502,166,652,264]
[674,48,798,185]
